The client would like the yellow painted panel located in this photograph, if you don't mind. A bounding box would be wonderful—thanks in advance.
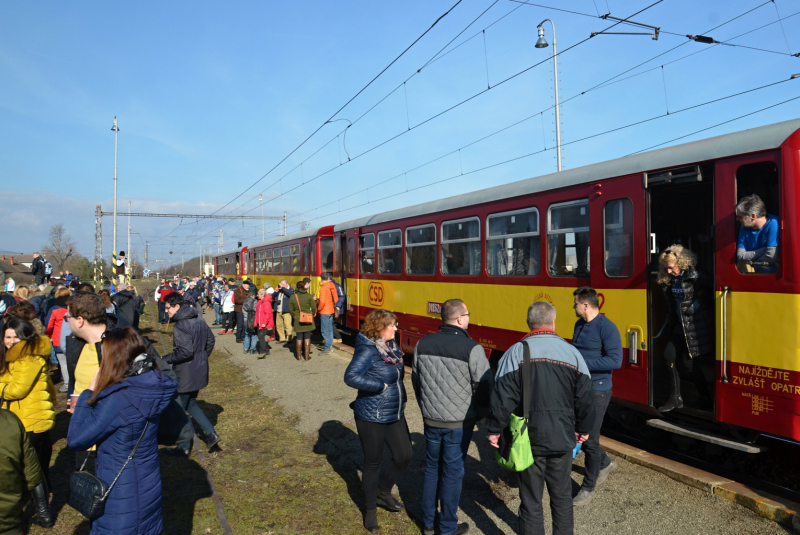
[725,291,800,372]
[357,278,647,346]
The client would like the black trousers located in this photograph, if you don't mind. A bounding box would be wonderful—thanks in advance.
[355,416,412,510]
[27,431,52,488]
[580,389,613,491]
[664,329,712,401]
[519,452,573,535]
[221,312,233,330]
[235,312,244,341]
[257,328,273,354]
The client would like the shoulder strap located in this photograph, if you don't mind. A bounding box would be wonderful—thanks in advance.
[521,342,532,422]
[295,293,302,310]
[101,421,149,500]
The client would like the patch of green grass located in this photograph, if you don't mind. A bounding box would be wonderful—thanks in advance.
[32,284,419,535]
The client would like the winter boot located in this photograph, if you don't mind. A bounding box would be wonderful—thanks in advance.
[657,365,683,412]
[30,482,54,528]
[295,339,303,361]
[304,339,312,361]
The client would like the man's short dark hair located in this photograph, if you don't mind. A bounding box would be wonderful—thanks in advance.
[573,286,599,308]
[441,299,466,322]
[165,293,184,308]
[68,293,106,325]
[76,282,95,293]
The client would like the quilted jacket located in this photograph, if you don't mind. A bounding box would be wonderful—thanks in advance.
[0,409,42,535]
[255,295,274,330]
[662,266,714,358]
[68,369,177,535]
[412,324,493,429]
[0,336,56,433]
[344,333,406,424]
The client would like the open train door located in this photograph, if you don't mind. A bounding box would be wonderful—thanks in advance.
[588,174,650,406]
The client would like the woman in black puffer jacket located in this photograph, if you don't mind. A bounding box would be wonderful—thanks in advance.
[657,244,714,412]
[344,309,410,534]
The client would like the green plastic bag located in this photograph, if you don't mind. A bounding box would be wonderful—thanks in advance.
[496,342,535,472]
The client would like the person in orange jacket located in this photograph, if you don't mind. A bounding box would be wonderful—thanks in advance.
[317,273,339,354]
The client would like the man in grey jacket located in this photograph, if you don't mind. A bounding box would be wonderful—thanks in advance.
[412,299,493,535]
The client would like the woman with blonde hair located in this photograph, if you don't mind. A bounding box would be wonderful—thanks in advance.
[12,286,29,302]
[656,245,713,412]
[344,309,410,533]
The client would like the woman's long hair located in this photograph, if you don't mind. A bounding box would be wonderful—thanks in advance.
[0,318,37,374]
[88,327,155,405]
[98,289,113,309]
[13,286,29,300]
[656,244,698,285]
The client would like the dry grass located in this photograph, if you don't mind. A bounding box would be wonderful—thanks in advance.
[30,284,419,535]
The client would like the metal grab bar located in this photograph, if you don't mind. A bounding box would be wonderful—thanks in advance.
[722,287,730,383]
[628,330,639,365]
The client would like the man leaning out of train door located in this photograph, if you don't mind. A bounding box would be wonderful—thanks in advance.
[735,194,779,274]
[571,286,622,506]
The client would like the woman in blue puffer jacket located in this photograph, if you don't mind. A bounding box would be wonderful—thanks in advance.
[68,327,177,535]
[344,309,411,534]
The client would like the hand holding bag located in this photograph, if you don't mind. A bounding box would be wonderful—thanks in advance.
[496,342,534,472]
[68,421,149,520]
[295,294,313,324]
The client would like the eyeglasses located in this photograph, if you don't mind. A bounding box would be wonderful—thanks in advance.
[461,312,471,317]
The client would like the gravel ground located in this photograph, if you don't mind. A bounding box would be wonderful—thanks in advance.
[206,312,787,535]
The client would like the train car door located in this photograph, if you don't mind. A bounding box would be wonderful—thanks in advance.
[334,230,349,329]
[342,229,359,330]
[646,163,716,417]
[589,175,649,406]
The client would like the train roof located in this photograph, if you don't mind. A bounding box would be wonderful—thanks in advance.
[334,118,800,231]
[216,247,241,257]
[245,227,323,250]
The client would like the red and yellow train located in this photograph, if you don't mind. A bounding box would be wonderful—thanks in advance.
[216,119,800,446]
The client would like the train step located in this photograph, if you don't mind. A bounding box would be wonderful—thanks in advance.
[645,419,767,453]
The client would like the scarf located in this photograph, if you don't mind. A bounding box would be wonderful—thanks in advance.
[375,339,403,366]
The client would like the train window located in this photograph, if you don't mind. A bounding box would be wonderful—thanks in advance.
[360,233,375,274]
[348,238,356,274]
[603,199,634,278]
[735,161,780,275]
[310,238,316,273]
[487,208,540,276]
[302,243,308,273]
[441,217,480,276]
[406,224,436,275]
[547,200,590,277]
[320,237,334,272]
[291,244,300,273]
[378,229,402,274]
[272,248,282,273]
[281,246,291,273]
[264,250,272,273]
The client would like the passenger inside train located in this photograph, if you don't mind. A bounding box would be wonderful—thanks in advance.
[735,194,779,274]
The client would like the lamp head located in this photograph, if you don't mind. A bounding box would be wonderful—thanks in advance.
[535,26,549,48]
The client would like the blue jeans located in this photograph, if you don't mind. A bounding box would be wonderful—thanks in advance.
[176,391,216,449]
[321,314,334,351]
[213,303,221,323]
[422,425,473,534]
[243,332,257,351]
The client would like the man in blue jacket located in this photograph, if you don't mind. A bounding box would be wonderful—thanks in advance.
[162,292,220,456]
[571,286,622,506]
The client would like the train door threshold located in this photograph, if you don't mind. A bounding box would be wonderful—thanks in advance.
[646,419,767,453]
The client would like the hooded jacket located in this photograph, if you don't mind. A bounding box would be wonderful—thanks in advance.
[344,333,406,424]
[0,409,42,535]
[317,281,338,315]
[111,290,139,328]
[255,294,274,330]
[0,336,56,434]
[45,295,71,351]
[162,304,215,393]
[68,369,177,535]
[662,266,714,358]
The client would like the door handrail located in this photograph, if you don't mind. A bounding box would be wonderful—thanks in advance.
[722,287,730,384]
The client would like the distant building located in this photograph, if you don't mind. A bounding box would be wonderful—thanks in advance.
[0,254,34,288]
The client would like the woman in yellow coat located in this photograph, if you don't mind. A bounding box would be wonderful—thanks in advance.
[0,317,56,487]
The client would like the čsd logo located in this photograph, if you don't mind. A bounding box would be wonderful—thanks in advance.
[368,282,384,306]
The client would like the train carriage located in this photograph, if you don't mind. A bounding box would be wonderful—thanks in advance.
[330,118,800,445]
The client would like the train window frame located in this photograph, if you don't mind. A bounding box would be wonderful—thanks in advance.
[547,199,590,277]
[603,198,634,278]
[310,238,316,273]
[405,224,437,276]
[264,249,272,273]
[486,207,541,277]
[290,244,300,274]
[348,238,356,274]
[378,229,403,275]
[272,248,282,273]
[441,216,481,276]
[320,237,334,273]
[360,233,376,274]
[734,161,780,275]
[302,243,309,273]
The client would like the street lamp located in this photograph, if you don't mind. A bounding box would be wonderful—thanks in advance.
[259,194,265,240]
[111,117,120,268]
[535,20,562,172]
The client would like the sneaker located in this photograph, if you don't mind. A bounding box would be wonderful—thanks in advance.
[218,330,227,335]
[58,384,69,393]
[454,523,470,535]
[572,488,595,506]
[595,460,618,486]
[268,336,276,341]
[424,527,435,535]
[226,330,234,334]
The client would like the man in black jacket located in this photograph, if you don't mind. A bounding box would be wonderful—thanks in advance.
[162,292,220,456]
[487,301,594,535]
[31,252,46,285]
[111,287,139,329]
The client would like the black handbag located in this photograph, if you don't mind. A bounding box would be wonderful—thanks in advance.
[68,421,149,520]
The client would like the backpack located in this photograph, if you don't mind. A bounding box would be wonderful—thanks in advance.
[44,259,53,275]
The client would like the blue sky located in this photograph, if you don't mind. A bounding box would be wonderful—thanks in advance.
[1,0,799,265]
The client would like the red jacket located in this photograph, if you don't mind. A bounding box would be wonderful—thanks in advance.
[46,307,68,351]
[255,295,274,330]
[159,286,176,303]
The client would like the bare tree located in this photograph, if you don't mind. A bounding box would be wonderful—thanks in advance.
[42,224,76,270]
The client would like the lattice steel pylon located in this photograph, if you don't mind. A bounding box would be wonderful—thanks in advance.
[94,205,103,282]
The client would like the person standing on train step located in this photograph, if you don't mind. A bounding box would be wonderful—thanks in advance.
[413,299,493,535]
[317,273,338,355]
[570,286,622,506]
[273,279,294,343]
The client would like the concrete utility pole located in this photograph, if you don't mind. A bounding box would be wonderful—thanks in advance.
[219,230,223,253]
[127,201,131,283]
[94,204,103,282]
[283,211,287,236]
[198,242,202,274]
[111,117,119,268]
